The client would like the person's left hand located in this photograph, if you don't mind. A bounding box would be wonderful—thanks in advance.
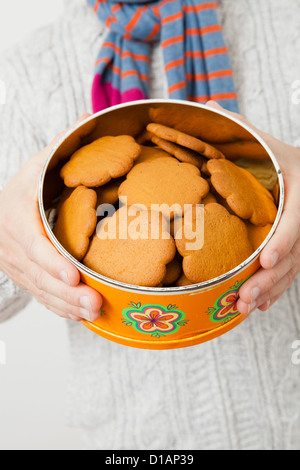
[206,101,300,315]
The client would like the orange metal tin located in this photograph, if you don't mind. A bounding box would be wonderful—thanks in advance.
[39,100,284,350]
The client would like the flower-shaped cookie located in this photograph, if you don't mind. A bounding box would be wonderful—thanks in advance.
[147,123,225,159]
[60,135,141,188]
[175,203,254,283]
[207,159,278,226]
[118,155,209,220]
[83,207,176,287]
[245,222,273,251]
[53,186,97,261]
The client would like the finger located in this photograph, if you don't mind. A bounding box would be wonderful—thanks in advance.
[11,219,81,287]
[255,267,298,311]
[25,261,103,314]
[237,266,298,315]
[16,268,102,322]
[3,262,102,322]
[238,239,300,305]
[39,290,101,322]
[45,307,82,322]
[260,184,300,270]
[0,261,32,294]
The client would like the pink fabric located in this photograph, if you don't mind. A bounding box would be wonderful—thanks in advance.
[92,74,147,113]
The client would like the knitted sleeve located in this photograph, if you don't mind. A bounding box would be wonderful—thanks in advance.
[0,53,46,322]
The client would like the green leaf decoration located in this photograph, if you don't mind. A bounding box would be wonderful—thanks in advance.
[207,307,216,315]
[167,304,178,310]
[152,332,165,338]
[129,301,141,308]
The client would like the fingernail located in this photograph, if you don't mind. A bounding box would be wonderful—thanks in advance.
[248,301,257,314]
[271,251,279,268]
[60,270,71,285]
[251,287,260,302]
[79,308,92,321]
[69,314,80,322]
[80,296,94,321]
[80,296,92,311]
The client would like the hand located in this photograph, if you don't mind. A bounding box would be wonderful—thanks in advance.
[0,115,103,322]
[206,101,300,314]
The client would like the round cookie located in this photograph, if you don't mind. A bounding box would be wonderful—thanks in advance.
[83,207,176,287]
[146,123,225,159]
[118,155,209,220]
[53,185,97,261]
[207,159,278,226]
[175,203,254,283]
[60,135,141,188]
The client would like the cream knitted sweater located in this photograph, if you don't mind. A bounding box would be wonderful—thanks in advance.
[0,0,300,450]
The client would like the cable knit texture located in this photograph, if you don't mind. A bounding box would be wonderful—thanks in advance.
[0,0,299,450]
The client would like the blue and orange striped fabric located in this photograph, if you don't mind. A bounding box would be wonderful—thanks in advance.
[87,0,239,113]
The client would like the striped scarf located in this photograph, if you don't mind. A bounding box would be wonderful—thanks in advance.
[87,0,239,113]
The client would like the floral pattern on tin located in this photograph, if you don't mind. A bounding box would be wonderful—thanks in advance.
[122,302,188,338]
[207,279,248,324]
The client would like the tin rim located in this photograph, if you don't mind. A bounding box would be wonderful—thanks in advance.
[38,99,285,295]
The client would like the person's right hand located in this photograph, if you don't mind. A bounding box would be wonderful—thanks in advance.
[0,120,103,322]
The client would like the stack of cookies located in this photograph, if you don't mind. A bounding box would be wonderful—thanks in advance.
[53,121,278,288]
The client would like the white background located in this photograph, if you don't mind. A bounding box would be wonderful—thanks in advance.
[0,0,84,450]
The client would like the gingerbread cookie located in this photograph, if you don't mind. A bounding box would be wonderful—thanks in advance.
[146,123,225,159]
[211,140,269,161]
[83,207,176,287]
[148,104,255,144]
[118,155,209,220]
[53,185,97,261]
[134,145,171,166]
[95,178,124,209]
[175,273,193,287]
[245,222,273,251]
[162,255,182,286]
[150,135,206,169]
[56,186,74,214]
[202,192,217,205]
[60,135,141,188]
[207,159,278,226]
[176,203,253,283]
[233,158,278,192]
